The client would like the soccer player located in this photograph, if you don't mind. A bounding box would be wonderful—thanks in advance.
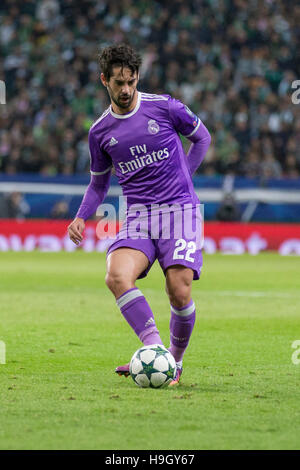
[68,44,211,385]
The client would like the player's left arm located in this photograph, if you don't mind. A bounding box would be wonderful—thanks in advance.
[168,98,211,175]
[186,121,211,175]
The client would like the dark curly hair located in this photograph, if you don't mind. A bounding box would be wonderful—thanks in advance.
[99,43,142,81]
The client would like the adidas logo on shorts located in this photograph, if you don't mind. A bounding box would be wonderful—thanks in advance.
[109,137,118,146]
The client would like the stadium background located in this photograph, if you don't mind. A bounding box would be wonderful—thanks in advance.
[0,0,300,253]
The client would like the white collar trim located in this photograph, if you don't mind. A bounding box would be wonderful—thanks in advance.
[109,91,141,119]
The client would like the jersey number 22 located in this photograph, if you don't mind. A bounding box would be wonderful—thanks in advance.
[173,239,196,262]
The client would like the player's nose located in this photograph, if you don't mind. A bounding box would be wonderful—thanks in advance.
[121,84,130,94]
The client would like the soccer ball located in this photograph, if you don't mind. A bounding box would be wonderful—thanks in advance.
[129,344,177,388]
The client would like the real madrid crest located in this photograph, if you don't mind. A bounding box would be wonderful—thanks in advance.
[148,119,160,135]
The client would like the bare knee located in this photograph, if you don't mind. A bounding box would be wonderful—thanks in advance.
[165,267,193,308]
[168,285,191,308]
[105,248,149,299]
[105,271,133,298]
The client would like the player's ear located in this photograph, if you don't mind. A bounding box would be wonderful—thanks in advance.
[100,72,108,88]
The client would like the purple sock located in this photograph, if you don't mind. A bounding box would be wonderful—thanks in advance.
[169,299,196,362]
[116,288,163,346]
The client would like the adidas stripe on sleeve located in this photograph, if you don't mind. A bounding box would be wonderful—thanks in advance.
[167,97,201,139]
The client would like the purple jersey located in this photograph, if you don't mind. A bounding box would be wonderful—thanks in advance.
[89,91,201,207]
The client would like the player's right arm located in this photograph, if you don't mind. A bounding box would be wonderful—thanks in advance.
[68,129,112,245]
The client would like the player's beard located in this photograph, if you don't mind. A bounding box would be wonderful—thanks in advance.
[108,86,136,111]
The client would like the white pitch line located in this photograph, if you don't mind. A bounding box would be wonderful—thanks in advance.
[211,291,300,299]
[142,289,299,299]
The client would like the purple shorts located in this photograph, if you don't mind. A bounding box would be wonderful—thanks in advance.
[106,204,203,280]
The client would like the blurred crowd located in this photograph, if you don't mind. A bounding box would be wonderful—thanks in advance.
[0,191,30,218]
[0,0,300,180]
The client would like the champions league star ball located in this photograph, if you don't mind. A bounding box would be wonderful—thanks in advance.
[129,344,177,388]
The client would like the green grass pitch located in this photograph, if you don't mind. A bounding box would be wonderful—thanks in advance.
[0,251,299,450]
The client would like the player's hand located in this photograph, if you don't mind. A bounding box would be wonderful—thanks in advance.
[68,217,85,245]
